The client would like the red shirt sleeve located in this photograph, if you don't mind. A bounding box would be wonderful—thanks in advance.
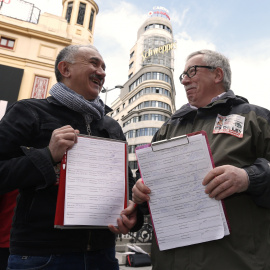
[0,190,19,248]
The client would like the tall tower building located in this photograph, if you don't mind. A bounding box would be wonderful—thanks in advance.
[110,7,176,176]
[0,0,98,104]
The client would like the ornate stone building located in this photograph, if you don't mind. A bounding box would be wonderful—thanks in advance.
[0,0,98,104]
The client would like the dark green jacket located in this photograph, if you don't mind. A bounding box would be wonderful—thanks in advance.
[150,90,270,270]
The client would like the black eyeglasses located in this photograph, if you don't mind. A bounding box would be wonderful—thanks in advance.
[179,65,216,82]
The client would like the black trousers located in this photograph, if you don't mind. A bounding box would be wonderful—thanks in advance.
[0,248,9,270]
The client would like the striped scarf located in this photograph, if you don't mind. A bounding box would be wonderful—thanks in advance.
[49,82,105,123]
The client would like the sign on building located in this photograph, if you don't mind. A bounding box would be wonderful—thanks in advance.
[31,76,49,99]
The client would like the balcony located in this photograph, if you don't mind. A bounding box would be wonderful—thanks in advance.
[0,0,41,24]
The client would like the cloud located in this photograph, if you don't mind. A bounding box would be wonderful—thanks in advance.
[95,2,219,108]
[230,56,270,109]
[94,1,150,105]
[170,7,189,29]
[95,2,144,51]
[94,2,146,104]
[173,38,270,110]
[34,0,269,111]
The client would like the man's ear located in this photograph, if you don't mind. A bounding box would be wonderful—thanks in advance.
[214,67,224,84]
[57,61,71,78]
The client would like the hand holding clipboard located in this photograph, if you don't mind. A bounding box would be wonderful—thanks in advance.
[135,131,230,251]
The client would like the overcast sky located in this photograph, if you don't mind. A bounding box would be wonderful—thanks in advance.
[23,0,270,110]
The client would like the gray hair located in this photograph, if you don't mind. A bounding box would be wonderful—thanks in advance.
[187,50,231,91]
[55,44,98,82]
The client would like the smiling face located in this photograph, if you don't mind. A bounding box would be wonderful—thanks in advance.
[64,47,106,100]
[181,54,221,108]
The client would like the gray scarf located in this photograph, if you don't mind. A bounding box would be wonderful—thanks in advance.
[49,82,105,123]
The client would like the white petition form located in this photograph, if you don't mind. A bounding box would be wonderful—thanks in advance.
[136,133,229,251]
[63,136,127,227]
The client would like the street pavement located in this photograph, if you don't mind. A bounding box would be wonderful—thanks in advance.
[117,251,152,269]
[116,230,152,270]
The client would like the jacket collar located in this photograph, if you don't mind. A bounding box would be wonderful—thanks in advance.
[47,96,113,115]
[171,90,248,120]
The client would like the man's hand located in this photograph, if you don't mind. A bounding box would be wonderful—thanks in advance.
[132,178,151,204]
[48,125,79,163]
[203,165,249,200]
[108,200,137,235]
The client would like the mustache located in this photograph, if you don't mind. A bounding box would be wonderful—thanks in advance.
[89,74,104,86]
[185,85,195,91]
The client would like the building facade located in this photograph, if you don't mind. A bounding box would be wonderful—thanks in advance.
[0,0,98,104]
[110,7,176,176]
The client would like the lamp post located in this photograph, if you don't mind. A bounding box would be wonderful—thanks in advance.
[101,85,124,105]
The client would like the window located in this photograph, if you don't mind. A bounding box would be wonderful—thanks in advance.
[123,114,168,127]
[130,51,134,59]
[129,72,172,92]
[0,37,15,49]
[129,62,134,69]
[88,9,95,31]
[151,101,156,107]
[77,3,86,25]
[130,128,160,137]
[129,161,138,170]
[65,2,73,23]
[133,101,171,112]
[129,87,171,104]
[145,87,150,94]
[128,145,136,154]
[127,130,135,138]
[128,73,133,79]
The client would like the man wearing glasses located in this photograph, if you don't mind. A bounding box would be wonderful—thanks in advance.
[133,50,270,270]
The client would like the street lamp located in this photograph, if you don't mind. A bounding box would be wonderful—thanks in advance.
[101,85,124,105]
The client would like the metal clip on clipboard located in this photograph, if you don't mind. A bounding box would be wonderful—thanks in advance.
[151,135,189,152]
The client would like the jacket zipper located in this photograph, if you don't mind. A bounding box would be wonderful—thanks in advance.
[87,231,91,251]
[86,122,91,136]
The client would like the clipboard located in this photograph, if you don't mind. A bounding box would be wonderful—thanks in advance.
[54,135,128,229]
[135,131,230,251]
